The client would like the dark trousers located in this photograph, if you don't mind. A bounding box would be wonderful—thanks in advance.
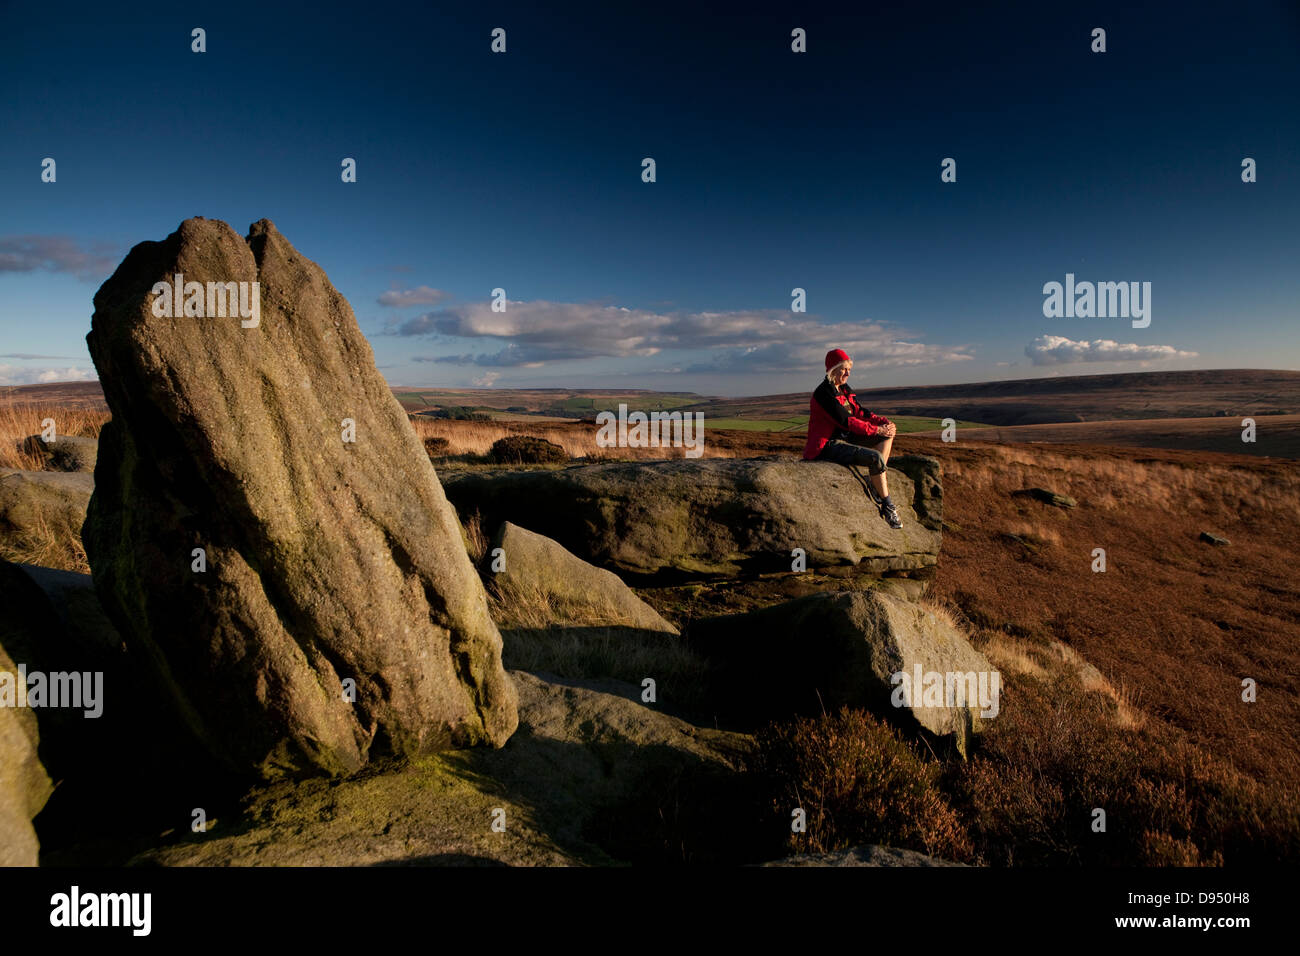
[816,436,887,475]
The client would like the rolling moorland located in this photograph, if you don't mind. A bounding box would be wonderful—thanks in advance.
[8,368,1298,457]
[0,211,1292,867]
[3,366,1297,866]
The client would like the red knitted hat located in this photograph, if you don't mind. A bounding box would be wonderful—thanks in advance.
[825,348,851,370]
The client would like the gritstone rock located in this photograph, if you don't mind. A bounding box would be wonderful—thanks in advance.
[83,217,517,779]
[442,454,943,580]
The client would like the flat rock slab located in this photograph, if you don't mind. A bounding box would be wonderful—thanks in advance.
[443,455,942,580]
[127,670,750,867]
[83,217,516,780]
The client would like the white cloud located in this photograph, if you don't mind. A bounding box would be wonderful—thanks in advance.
[0,235,120,281]
[0,364,97,385]
[389,299,972,373]
[377,285,449,307]
[1025,335,1197,366]
[471,371,500,387]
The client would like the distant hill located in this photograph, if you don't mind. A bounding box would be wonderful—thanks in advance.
[0,380,107,409]
[8,370,1300,429]
[674,369,1300,428]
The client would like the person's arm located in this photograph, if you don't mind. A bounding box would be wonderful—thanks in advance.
[814,382,880,437]
[843,388,895,434]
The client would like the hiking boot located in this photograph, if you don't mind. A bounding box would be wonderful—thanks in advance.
[880,500,903,529]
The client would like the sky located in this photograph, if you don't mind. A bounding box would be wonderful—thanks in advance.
[1,0,1297,396]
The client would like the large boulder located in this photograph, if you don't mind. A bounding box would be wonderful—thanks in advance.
[442,454,942,580]
[489,521,678,634]
[0,608,55,866]
[0,468,93,545]
[690,590,997,757]
[21,435,98,473]
[83,217,517,780]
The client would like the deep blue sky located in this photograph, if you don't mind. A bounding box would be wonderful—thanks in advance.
[2,0,1297,395]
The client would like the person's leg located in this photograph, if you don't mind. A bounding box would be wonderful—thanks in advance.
[876,434,894,465]
[870,464,889,501]
[873,436,892,497]
[819,440,888,495]
[841,436,891,498]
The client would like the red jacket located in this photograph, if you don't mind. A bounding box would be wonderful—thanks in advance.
[803,380,891,460]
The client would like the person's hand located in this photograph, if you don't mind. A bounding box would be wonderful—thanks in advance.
[881,422,897,438]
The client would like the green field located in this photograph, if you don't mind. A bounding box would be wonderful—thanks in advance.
[703,415,986,434]
[559,395,699,412]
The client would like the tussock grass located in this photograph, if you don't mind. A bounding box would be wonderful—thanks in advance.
[409,415,737,460]
[977,629,1146,731]
[943,442,1300,517]
[460,511,488,564]
[0,504,90,574]
[1002,519,1062,548]
[0,404,109,470]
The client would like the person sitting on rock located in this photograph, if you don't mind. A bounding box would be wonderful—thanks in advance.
[803,348,902,528]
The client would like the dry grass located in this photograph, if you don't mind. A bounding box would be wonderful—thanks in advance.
[1002,519,1062,548]
[917,596,964,633]
[0,404,109,470]
[409,415,736,460]
[0,505,90,574]
[947,660,1300,865]
[490,575,650,631]
[942,441,1300,518]
[976,628,1146,731]
[460,510,488,564]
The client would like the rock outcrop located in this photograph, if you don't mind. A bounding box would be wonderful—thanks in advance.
[128,670,751,866]
[443,454,942,580]
[21,435,98,473]
[691,589,996,756]
[489,521,678,634]
[83,217,517,780]
[0,468,93,545]
[1014,487,1077,509]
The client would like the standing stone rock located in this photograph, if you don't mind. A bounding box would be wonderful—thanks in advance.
[84,217,517,780]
